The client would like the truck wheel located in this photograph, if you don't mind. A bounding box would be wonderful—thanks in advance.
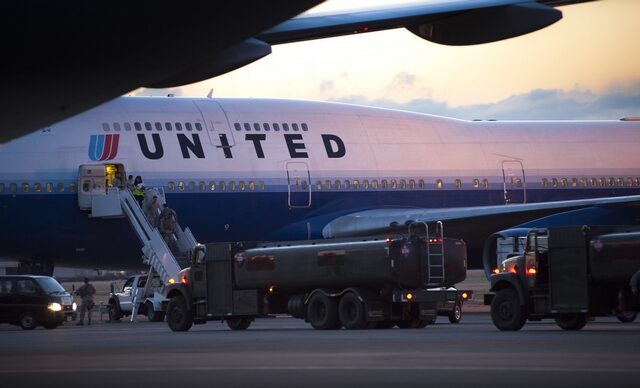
[146,302,165,322]
[19,312,37,330]
[491,288,526,331]
[307,293,339,330]
[338,292,368,330]
[167,295,193,332]
[555,314,587,330]
[226,317,253,330]
[108,303,121,322]
[448,302,462,324]
[617,310,637,323]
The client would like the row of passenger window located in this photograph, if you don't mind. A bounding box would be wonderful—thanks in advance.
[312,178,490,190]
[234,122,309,132]
[0,182,77,193]
[541,177,640,188]
[101,121,203,132]
[167,180,266,192]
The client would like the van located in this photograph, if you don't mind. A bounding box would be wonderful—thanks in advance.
[0,275,76,330]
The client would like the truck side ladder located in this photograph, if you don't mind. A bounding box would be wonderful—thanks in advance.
[426,221,445,286]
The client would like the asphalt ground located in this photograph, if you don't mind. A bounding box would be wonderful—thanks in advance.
[1,313,638,388]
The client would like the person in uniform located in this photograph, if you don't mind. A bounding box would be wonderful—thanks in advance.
[75,278,96,326]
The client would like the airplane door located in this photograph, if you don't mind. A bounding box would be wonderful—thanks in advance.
[193,100,235,151]
[501,160,526,204]
[286,162,311,208]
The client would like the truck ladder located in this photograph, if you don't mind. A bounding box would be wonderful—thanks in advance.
[426,221,446,286]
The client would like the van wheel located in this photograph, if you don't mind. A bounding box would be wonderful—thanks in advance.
[555,314,587,330]
[338,292,368,330]
[226,317,253,330]
[146,302,165,322]
[108,303,121,322]
[307,293,339,330]
[491,288,526,331]
[617,310,637,323]
[167,295,193,332]
[19,312,37,330]
[448,302,462,324]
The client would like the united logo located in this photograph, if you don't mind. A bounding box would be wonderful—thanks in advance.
[88,134,120,161]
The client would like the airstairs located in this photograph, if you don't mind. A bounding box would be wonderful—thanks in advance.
[87,187,198,320]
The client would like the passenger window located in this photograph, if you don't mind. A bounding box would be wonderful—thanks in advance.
[636,178,640,186]
[22,183,29,193]
[301,180,308,190]
[581,178,588,187]
[209,181,216,191]
[249,181,255,191]
[400,179,406,189]
[219,181,226,191]
[239,181,246,191]
[195,123,203,131]
[178,181,185,191]
[599,178,606,187]
[292,123,299,131]
[16,279,37,294]
[363,180,369,190]
[302,123,309,131]
[515,178,523,188]
[273,123,280,131]
[325,180,332,190]
[10,183,17,193]
[418,179,425,189]
[254,123,261,131]
[175,122,183,131]
[472,179,480,188]
[124,122,132,131]
[234,123,242,131]
[551,178,558,188]
[57,182,64,192]
[263,123,270,131]
[571,178,578,187]
[185,123,193,131]
[113,123,121,132]
[69,183,77,192]
[381,180,388,189]
[455,179,462,189]
[188,181,195,191]
[199,181,206,191]
[0,183,5,193]
[315,181,322,190]
[259,181,265,190]
[0,279,12,293]
[482,179,489,189]
[168,181,175,191]
[134,122,142,131]
[353,179,359,189]
[334,180,341,190]
[627,178,634,187]
[34,183,41,192]
[229,181,236,191]
[371,180,379,189]
[343,180,350,189]
[409,179,415,189]
[165,122,173,131]
[541,178,548,188]
[155,122,162,131]
[144,122,152,131]
[102,123,110,132]
[244,123,251,131]
[436,179,444,189]
[608,177,615,187]
[617,178,624,187]
[391,179,397,189]
[283,123,290,131]
[589,178,597,187]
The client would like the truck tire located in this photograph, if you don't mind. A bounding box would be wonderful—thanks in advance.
[307,293,339,330]
[226,317,253,330]
[166,295,193,332]
[19,312,37,330]
[146,302,165,322]
[338,292,368,330]
[108,302,121,322]
[555,314,587,330]
[448,302,462,324]
[491,287,526,331]
[617,310,637,323]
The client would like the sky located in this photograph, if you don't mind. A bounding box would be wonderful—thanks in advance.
[136,0,640,120]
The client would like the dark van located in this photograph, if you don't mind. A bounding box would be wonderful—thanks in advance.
[0,275,77,330]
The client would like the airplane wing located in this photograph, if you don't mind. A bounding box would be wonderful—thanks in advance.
[322,195,640,267]
[2,0,594,144]
[260,0,595,46]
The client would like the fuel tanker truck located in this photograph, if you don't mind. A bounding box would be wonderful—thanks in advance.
[485,225,640,331]
[163,227,470,331]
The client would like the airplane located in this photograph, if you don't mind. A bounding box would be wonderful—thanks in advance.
[1,96,639,275]
[1,0,593,143]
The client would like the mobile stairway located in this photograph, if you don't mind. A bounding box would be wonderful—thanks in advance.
[87,187,198,320]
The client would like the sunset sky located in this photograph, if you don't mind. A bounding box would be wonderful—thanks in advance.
[137,0,640,120]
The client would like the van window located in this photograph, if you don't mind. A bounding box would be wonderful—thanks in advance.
[16,279,37,294]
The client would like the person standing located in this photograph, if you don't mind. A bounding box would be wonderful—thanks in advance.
[126,174,134,190]
[132,175,145,206]
[144,195,160,227]
[75,278,96,326]
[112,172,123,189]
[159,203,178,251]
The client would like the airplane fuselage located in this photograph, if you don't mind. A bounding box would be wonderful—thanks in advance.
[1,97,640,270]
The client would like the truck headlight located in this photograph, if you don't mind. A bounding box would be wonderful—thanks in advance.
[48,302,62,312]
[72,302,77,311]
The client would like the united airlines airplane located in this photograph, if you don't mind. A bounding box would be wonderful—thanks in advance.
[1,96,639,273]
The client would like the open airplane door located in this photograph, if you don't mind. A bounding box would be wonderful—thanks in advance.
[501,160,526,204]
[286,161,311,208]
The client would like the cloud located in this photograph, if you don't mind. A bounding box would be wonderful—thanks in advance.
[383,71,432,102]
[331,84,640,120]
